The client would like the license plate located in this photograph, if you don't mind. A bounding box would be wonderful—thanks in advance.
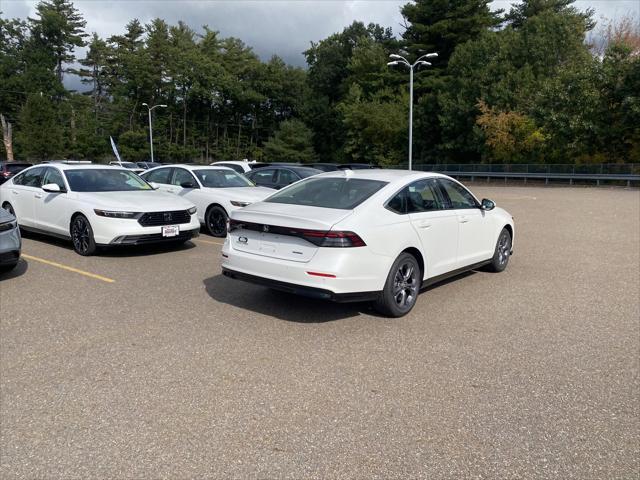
[162,225,179,237]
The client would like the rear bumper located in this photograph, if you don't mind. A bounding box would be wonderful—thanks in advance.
[222,267,379,303]
[109,228,199,245]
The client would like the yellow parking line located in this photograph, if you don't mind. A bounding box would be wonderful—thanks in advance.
[196,238,225,246]
[22,254,115,284]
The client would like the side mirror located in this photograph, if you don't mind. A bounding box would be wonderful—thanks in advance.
[148,182,159,190]
[481,198,496,211]
[180,181,198,189]
[42,183,62,193]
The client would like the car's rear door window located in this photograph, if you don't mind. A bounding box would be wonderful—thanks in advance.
[265,177,387,210]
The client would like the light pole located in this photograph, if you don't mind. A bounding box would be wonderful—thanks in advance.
[387,52,438,170]
[142,103,167,163]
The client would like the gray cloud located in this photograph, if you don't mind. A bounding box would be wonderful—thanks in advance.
[2,0,637,68]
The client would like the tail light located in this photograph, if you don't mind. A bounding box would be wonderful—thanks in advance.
[227,219,365,247]
[298,230,366,247]
[2,172,10,178]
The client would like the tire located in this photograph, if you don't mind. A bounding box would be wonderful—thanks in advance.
[486,228,512,272]
[205,205,228,237]
[0,262,18,274]
[70,214,97,256]
[374,252,421,318]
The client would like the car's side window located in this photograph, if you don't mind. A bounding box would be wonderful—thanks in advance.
[250,169,276,186]
[406,179,444,213]
[12,172,25,185]
[42,167,66,190]
[20,167,45,188]
[277,169,297,186]
[437,179,477,209]
[145,168,172,184]
[386,189,407,214]
[171,168,196,187]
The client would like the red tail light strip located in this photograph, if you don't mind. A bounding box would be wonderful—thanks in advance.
[306,271,337,278]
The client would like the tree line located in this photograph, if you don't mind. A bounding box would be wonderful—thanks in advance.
[1,0,638,165]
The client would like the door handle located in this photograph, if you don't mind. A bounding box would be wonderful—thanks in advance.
[418,222,432,229]
[12,190,18,195]
[35,193,43,199]
[459,217,469,224]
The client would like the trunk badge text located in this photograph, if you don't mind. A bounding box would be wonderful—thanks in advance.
[263,225,270,232]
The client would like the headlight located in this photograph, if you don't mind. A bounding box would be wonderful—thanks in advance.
[0,220,16,232]
[188,206,197,215]
[93,209,141,219]
[230,201,251,207]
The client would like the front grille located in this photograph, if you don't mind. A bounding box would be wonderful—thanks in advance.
[138,210,191,227]
[111,229,198,245]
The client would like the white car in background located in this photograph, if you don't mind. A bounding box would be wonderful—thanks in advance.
[222,170,515,317]
[209,160,258,174]
[141,164,274,237]
[0,163,199,255]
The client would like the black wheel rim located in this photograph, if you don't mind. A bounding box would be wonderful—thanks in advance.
[498,232,511,265]
[393,261,419,310]
[208,210,226,236]
[72,217,90,253]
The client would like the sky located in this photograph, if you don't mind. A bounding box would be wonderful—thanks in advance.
[1,0,638,67]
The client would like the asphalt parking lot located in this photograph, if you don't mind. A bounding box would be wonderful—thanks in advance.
[1,185,638,479]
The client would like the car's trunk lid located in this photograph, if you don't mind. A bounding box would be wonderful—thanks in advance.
[229,203,352,263]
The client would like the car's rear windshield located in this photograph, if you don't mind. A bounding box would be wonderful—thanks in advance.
[193,169,254,188]
[6,164,31,173]
[294,167,322,178]
[265,177,388,210]
[65,169,152,192]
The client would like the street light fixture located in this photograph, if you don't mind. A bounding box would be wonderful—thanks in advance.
[142,102,167,163]
[388,52,438,171]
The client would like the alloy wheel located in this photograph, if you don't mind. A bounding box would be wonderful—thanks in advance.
[72,217,90,254]
[208,210,227,236]
[393,262,418,310]
[497,232,511,266]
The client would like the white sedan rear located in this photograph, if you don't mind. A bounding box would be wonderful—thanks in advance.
[222,170,514,317]
[0,164,199,255]
[141,165,274,237]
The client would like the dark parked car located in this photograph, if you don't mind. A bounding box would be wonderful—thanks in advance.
[310,163,341,172]
[0,162,32,185]
[244,165,322,190]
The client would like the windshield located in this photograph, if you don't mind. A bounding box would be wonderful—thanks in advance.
[65,169,153,192]
[295,168,322,178]
[193,169,254,188]
[265,177,387,210]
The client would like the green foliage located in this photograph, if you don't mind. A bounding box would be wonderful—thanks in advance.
[1,0,638,166]
[15,94,63,159]
[263,119,316,163]
[339,85,408,166]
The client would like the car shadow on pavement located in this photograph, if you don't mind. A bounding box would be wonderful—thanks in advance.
[20,229,196,258]
[0,258,28,281]
[203,274,374,323]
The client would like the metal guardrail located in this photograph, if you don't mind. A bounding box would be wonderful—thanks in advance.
[398,164,640,187]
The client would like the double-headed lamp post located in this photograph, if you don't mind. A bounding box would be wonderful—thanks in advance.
[387,52,438,171]
[142,103,167,163]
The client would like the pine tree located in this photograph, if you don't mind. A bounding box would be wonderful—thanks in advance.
[29,0,87,83]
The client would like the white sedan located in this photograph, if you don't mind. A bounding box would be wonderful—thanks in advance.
[222,170,514,317]
[0,163,200,255]
[141,165,274,237]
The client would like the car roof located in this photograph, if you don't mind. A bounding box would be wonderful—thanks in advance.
[315,168,446,183]
[40,163,127,171]
[145,164,234,172]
